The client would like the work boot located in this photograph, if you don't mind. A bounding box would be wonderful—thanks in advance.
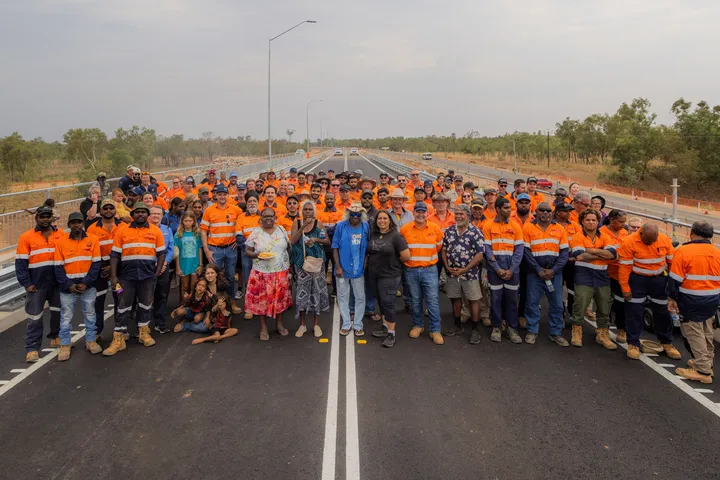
[58,345,71,362]
[382,333,396,348]
[490,327,502,343]
[615,329,627,344]
[103,332,127,356]
[409,327,424,339]
[595,328,618,350]
[506,327,522,344]
[518,317,528,329]
[443,320,464,337]
[481,317,491,327]
[549,335,570,347]
[525,333,537,345]
[675,367,712,384]
[85,341,102,355]
[25,351,39,363]
[571,325,583,347]
[138,326,156,347]
[469,327,482,345]
[688,359,696,370]
[627,344,641,360]
[429,332,444,345]
[49,338,61,348]
[662,344,681,360]
[230,301,243,315]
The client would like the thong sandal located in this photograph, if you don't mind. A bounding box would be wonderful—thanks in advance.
[370,313,382,322]
[259,331,270,341]
[173,322,185,333]
[276,327,289,337]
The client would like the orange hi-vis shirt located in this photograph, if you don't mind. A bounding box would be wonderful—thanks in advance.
[522,220,569,273]
[54,231,101,291]
[155,181,169,198]
[599,225,629,280]
[668,239,720,322]
[199,181,219,199]
[336,199,353,212]
[559,220,582,242]
[617,232,675,294]
[260,200,287,218]
[15,226,67,289]
[484,208,497,221]
[400,221,444,268]
[569,230,616,287]
[235,212,261,239]
[527,191,545,211]
[200,203,242,247]
[87,219,123,261]
[172,188,197,201]
[317,208,344,231]
[111,222,166,281]
[428,210,456,233]
[373,200,391,211]
[348,189,362,202]
[164,187,183,200]
[482,217,524,272]
[278,213,301,233]
[569,210,580,224]
[510,212,534,227]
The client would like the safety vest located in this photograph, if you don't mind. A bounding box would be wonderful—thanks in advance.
[15,227,67,289]
[598,225,628,280]
[569,230,616,287]
[617,232,674,293]
[522,220,569,270]
[87,219,123,261]
[54,231,101,291]
[400,221,443,268]
[668,239,720,322]
[428,210,456,232]
[235,212,261,239]
[111,222,165,281]
[200,203,242,247]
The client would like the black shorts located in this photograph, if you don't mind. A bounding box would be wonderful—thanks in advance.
[211,327,228,335]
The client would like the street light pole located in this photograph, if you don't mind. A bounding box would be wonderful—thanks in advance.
[306,99,322,154]
[268,20,317,167]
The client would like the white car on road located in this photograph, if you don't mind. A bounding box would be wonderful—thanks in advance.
[334,149,343,156]
[350,148,359,156]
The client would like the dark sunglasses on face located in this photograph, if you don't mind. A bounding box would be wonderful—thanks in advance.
[102,206,115,210]
[537,208,552,213]
[349,212,362,218]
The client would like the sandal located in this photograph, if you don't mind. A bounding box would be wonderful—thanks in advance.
[259,331,270,341]
[173,322,185,333]
[370,313,382,322]
[340,329,350,336]
[276,327,289,337]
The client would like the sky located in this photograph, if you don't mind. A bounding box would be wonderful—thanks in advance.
[1,0,719,142]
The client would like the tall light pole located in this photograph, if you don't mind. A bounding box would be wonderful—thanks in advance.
[306,99,322,154]
[268,20,316,166]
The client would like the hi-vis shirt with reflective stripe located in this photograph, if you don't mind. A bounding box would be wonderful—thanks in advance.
[598,225,628,280]
[200,203,242,247]
[400,221,444,268]
[616,231,674,293]
[569,230,616,287]
[235,212,261,239]
[54,231,101,292]
[559,220,582,242]
[482,217,524,273]
[522,221,569,274]
[317,208,344,234]
[667,239,720,322]
[111,222,166,281]
[15,226,67,289]
[87,219,123,261]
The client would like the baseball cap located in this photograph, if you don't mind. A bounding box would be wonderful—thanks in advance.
[208,169,216,174]
[230,172,237,178]
[527,176,538,183]
[286,195,299,203]
[471,198,486,207]
[185,176,194,184]
[463,181,478,190]
[238,183,247,190]
[36,206,54,216]
[126,165,135,171]
[198,186,209,194]
[413,202,428,212]
[517,193,531,202]
[484,188,498,195]
[97,172,107,178]
[68,212,84,223]
[377,187,389,195]
[101,199,115,208]
[497,178,508,185]
[327,169,334,173]
[453,175,464,181]
[339,185,351,192]
[424,179,434,187]
[555,202,573,212]
[213,184,229,194]
[130,186,144,196]
[414,186,425,194]
[289,167,298,173]
[361,189,375,198]
[554,188,567,196]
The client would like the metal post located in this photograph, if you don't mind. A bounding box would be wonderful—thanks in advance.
[547,131,550,168]
[306,105,309,154]
[267,39,272,168]
[513,139,517,175]
[671,178,679,240]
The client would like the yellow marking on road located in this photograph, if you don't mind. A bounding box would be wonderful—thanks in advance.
[319,338,329,343]
[356,339,367,344]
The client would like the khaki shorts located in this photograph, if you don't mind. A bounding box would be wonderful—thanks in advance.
[445,276,482,301]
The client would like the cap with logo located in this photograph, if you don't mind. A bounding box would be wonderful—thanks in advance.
[130,186,144,196]
[213,184,229,194]
[361,189,375,198]
[497,178,508,185]
[36,205,54,217]
[516,193,531,202]
[555,202,574,212]
[101,199,115,208]
[527,176,538,184]
[339,185,351,192]
[413,202,428,212]
[198,186,210,194]
[230,172,237,178]
[484,188,498,195]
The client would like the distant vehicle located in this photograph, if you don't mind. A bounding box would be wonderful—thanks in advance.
[350,148,359,156]
[381,147,390,151]
[536,178,553,189]
[421,152,433,161]
[334,149,343,156]
[295,149,305,155]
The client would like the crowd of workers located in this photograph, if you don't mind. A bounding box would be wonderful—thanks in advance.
[14,162,720,384]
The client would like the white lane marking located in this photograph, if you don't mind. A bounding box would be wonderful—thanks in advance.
[344,150,348,172]
[345,329,360,480]
[321,300,341,480]
[695,389,714,394]
[0,310,114,399]
[0,381,8,385]
[657,363,675,368]
[10,369,25,373]
[645,353,659,357]
[41,349,54,353]
[585,318,720,419]
[305,153,334,173]
[70,331,81,334]
[79,324,85,327]
[359,153,398,177]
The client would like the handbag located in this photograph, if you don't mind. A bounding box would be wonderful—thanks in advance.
[301,221,324,273]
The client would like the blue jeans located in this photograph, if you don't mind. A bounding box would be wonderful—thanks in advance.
[349,278,376,316]
[240,248,253,291]
[209,245,237,295]
[337,276,365,330]
[182,320,210,333]
[405,265,441,333]
[60,287,97,345]
[525,273,564,336]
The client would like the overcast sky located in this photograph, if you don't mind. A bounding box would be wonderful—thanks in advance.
[1,0,718,141]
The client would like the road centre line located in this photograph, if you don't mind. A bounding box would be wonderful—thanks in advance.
[585,317,720,419]
[321,300,341,479]
[345,323,360,480]
[359,153,399,177]
[303,153,334,173]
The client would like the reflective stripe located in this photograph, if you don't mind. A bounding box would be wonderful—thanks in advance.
[493,251,513,256]
[138,302,153,310]
[407,243,437,249]
[532,250,559,257]
[112,246,122,253]
[679,287,720,296]
[576,261,608,271]
[669,271,684,282]
[243,227,255,233]
[117,306,133,313]
[156,246,166,252]
[409,255,438,262]
[200,220,210,226]
[567,289,575,296]
[633,257,665,264]
[489,284,503,291]
[628,297,646,303]
[66,272,88,279]
[96,289,108,297]
[491,238,515,245]
[666,255,674,260]
[530,238,559,245]
[208,232,236,238]
[54,261,64,266]
[523,242,531,248]
[685,274,720,281]
[648,297,668,305]
[572,247,585,253]
[632,266,665,275]
[619,260,633,265]
[27,312,44,320]
[16,254,29,259]
[64,256,93,264]
[123,242,156,249]
[28,261,54,268]
[101,255,110,261]
[99,240,114,246]
[503,284,519,290]
[612,294,625,302]
[121,255,157,261]
[29,248,55,256]
[513,240,524,245]
[559,243,569,249]
[48,306,61,311]
[209,222,235,227]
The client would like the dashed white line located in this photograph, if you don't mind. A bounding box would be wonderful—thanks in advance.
[321,300,340,479]
[0,381,8,385]
[10,369,25,373]
[41,349,54,353]
[695,389,714,394]
[657,363,675,368]
[345,328,360,480]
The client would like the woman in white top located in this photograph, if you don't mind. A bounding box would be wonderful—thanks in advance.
[244,208,293,341]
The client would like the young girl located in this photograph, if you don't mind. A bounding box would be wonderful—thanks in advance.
[191,287,238,345]
[172,277,213,333]
[175,212,203,300]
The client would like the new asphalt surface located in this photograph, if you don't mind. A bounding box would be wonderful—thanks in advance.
[0,155,719,480]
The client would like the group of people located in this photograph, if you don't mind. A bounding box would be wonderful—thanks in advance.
[15,163,720,384]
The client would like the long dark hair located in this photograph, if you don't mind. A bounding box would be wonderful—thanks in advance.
[372,210,397,234]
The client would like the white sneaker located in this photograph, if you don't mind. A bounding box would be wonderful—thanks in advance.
[235,291,244,300]
[314,325,323,337]
[295,325,307,337]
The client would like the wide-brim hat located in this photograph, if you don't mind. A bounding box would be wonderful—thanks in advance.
[389,188,408,201]
[347,202,366,213]
[640,339,664,354]
[360,178,377,189]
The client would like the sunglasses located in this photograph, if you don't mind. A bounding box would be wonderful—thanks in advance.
[349,212,362,218]
[537,208,552,213]
[331,184,340,187]
[261,215,275,219]
[102,205,116,210]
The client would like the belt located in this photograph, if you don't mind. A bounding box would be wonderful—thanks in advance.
[209,243,234,249]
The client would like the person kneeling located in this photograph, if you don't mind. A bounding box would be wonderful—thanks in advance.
[192,290,238,345]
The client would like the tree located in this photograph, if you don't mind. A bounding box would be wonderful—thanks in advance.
[111,126,157,169]
[555,118,580,162]
[0,132,34,181]
[201,131,216,162]
[610,98,663,180]
[670,98,720,187]
[63,128,109,173]
[286,129,295,143]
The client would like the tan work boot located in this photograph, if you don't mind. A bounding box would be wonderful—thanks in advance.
[615,329,627,344]
[482,317,491,327]
[518,317,528,329]
[49,338,61,348]
[595,328,618,351]
[102,332,127,356]
[676,367,712,384]
[230,301,243,315]
[138,326,156,347]
[58,345,71,362]
[571,325,583,347]
[85,341,102,355]
[627,344,641,360]
[429,332,444,345]
[409,327,424,338]
[662,344,681,360]
[25,351,39,363]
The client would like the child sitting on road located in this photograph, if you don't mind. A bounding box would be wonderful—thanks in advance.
[191,288,238,345]
[172,278,213,333]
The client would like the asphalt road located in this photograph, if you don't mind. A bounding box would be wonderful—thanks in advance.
[0,155,719,480]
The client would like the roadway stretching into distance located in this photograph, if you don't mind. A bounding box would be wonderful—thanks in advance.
[0,154,718,479]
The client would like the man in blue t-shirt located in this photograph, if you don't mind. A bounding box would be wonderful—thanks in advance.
[332,203,369,336]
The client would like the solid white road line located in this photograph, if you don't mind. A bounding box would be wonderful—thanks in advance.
[345,330,360,480]
[10,369,26,373]
[359,153,397,176]
[585,317,720,419]
[344,151,348,172]
[0,310,114,399]
[321,300,341,480]
[0,381,8,385]
[305,153,334,173]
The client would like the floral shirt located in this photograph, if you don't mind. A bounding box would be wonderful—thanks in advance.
[246,226,291,274]
[442,223,484,280]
